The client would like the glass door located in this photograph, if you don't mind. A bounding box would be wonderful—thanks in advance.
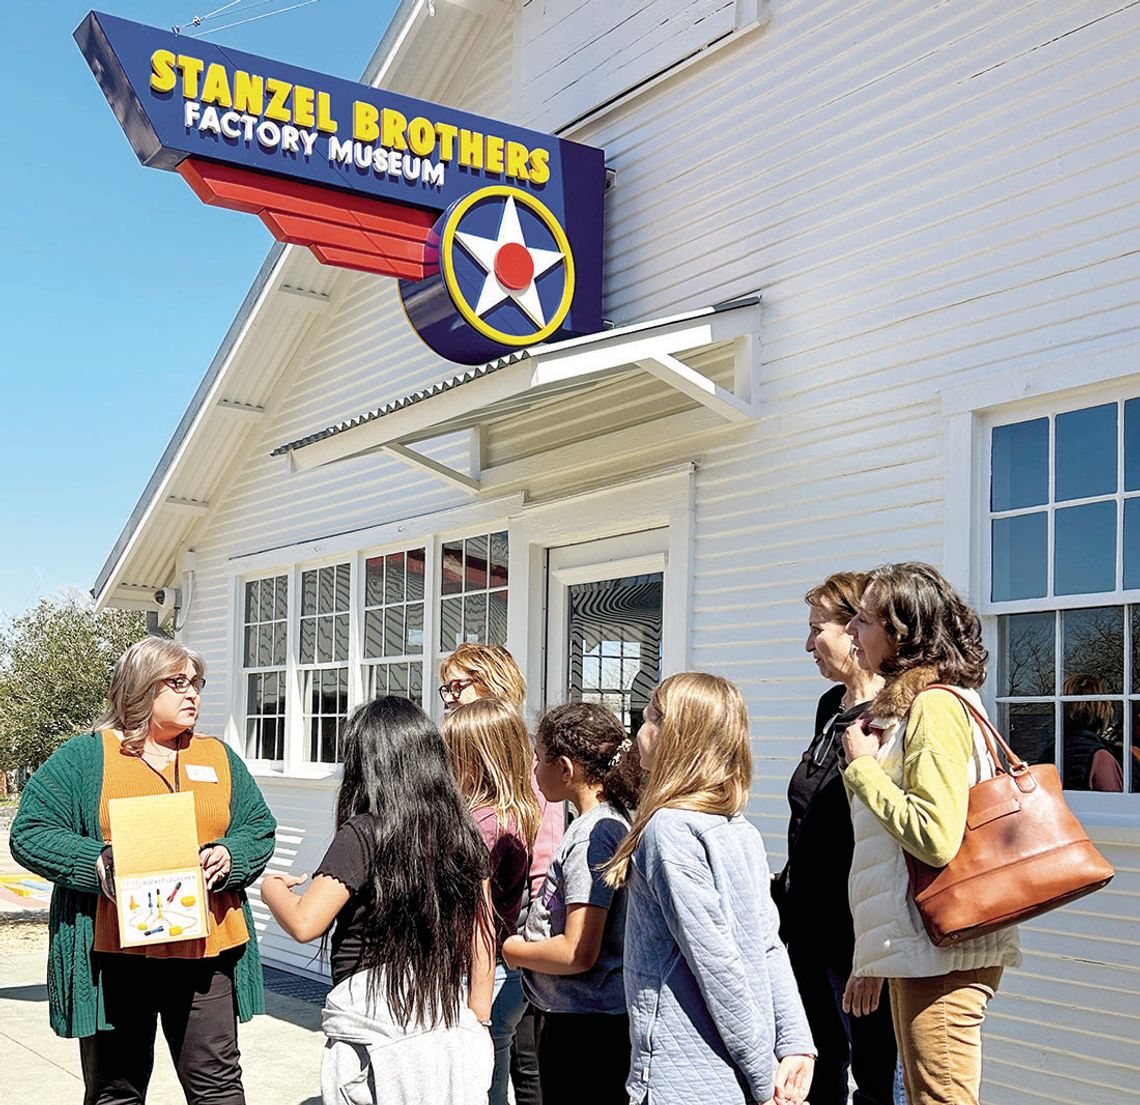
[545,531,666,737]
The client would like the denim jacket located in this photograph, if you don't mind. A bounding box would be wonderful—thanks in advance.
[623,809,815,1105]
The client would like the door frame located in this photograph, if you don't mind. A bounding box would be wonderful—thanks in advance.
[544,530,669,710]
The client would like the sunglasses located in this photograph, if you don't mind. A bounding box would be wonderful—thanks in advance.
[438,678,475,702]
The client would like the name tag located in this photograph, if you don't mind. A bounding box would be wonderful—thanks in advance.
[184,764,219,783]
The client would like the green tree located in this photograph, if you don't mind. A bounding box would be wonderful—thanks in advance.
[0,592,147,772]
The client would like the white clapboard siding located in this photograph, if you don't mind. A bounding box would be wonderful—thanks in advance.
[160,4,1140,1099]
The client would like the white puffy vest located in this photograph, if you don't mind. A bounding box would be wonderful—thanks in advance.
[848,686,1022,978]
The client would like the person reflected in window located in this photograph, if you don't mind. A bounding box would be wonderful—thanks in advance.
[772,571,900,1105]
[1062,675,1123,792]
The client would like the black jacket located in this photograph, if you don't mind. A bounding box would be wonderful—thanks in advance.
[772,685,869,971]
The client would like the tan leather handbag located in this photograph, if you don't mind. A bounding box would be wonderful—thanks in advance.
[905,685,1115,947]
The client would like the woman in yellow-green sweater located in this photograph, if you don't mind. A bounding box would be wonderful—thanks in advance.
[839,563,1020,1105]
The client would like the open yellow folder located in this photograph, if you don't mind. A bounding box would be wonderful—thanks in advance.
[109,791,208,947]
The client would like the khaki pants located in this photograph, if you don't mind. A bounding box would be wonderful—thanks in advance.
[889,967,1003,1105]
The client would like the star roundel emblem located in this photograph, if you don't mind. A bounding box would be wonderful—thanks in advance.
[440,186,576,347]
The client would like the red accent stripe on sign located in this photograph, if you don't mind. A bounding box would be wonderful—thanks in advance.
[176,159,436,281]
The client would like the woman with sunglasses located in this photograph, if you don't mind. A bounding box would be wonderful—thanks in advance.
[438,643,562,1105]
[11,636,276,1105]
[771,572,900,1105]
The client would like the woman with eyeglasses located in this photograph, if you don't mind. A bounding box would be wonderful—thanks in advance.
[771,572,900,1105]
[438,643,562,1105]
[11,636,276,1105]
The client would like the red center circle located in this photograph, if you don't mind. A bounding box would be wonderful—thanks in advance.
[494,242,535,290]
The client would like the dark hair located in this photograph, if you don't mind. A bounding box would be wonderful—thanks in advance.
[804,570,871,623]
[863,562,988,687]
[335,696,490,1026]
[536,702,643,815]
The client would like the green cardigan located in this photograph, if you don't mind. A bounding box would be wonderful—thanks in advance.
[10,730,277,1038]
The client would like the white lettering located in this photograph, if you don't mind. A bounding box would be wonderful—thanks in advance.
[328,136,354,164]
[219,111,242,139]
[256,120,280,148]
[422,161,445,188]
[198,106,221,135]
[372,147,388,173]
[240,114,257,142]
[183,101,201,128]
[389,151,403,177]
[298,130,318,157]
[280,125,300,154]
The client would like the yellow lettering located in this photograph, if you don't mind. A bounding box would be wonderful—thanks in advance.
[458,129,484,169]
[177,55,204,100]
[150,49,177,93]
[292,85,315,127]
[353,101,379,142]
[485,135,505,174]
[505,141,530,182]
[381,108,408,150]
[316,91,337,134]
[265,77,292,122]
[407,116,435,157]
[528,148,550,185]
[435,122,458,162]
[233,71,264,115]
[200,63,232,108]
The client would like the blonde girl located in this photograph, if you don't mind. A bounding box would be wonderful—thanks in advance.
[441,697,542,1105]
[608,672,816,1105]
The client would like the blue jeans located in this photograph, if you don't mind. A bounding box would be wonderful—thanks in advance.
[489,965,528,1105]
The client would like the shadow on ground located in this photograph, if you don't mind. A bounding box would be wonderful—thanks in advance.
[0,982,48,1002]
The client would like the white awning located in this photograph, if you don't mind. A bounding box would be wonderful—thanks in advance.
[272,296,762,491]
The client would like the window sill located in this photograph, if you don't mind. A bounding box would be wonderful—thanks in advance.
[245,762,343,785]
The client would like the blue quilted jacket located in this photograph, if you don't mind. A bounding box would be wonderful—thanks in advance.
[624,809,815,1105]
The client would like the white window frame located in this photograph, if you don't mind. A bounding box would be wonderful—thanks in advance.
[945,371,1140,823]
[237,571,290,769]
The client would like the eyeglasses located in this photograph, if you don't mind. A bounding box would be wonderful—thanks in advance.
[438,678,475,702]
[161,675,207,695]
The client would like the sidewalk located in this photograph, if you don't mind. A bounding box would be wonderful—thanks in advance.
[0,828,326,1104]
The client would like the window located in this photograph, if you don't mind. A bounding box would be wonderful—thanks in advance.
[990,397,1140,793]
[299,563,351,763]
[439,531,508,652]
[242,575,287,760]
[363,548,426,704]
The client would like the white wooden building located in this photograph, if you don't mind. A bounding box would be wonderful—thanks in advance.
[95,2,1140,1101]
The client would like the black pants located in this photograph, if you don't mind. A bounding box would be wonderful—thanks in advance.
[787,943,897,1105]
[535,1010,630,1105]
[80,953,245,1105]
[510,1001,543,1105]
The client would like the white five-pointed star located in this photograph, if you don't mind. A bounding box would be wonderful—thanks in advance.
[454,196,565,327]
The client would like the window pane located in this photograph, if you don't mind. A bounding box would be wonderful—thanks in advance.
[1125,398,1140,491]
[300,617,316,663]
[441,541,463,595]
[489,531,509,588]
[364,609,383,658]
[409,663,423,704]
[1055,502,1116,595]
[1055,403,1116,502]
[464,592,487,644]
[1000,701,1055,768]
[318,567,334,614]
[488,590,508,646]
[991,418,1048,511]
[245,581,260,623]
[389,663,409,695]
[316,615,333,664]
[257,626,272,667]
[1130,701,1140,794]
[271,621,286,666]
[406,604,424,651]
[991,513,1047,601]
[1062,699,1122,791]
[385,552,405,604]
[335,564,351,612]
[260,578,275,622]
[243,625,257,667]
[301,570,317,616]
[365,556,384,606]
[384,607,405,657]
[406,548,426,601]
[440,596,462,651]
[366,663,388,699]
[334,613,350,662]
[465,535,488,590]
[1062,606,1123,695]
[1124,498,1140,591]
[1000,612,1055,696]
[274,575,288,620]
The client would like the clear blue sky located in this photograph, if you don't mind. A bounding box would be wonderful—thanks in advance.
[0,1,400,622]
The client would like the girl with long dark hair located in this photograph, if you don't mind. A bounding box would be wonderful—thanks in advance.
[261,697,495,1105]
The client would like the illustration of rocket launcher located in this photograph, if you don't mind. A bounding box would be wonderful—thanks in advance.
[109,791,208,947]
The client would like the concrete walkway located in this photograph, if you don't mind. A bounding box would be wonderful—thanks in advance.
[0,826,326,1104]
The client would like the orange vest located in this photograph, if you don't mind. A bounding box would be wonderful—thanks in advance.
[94,729,249,959]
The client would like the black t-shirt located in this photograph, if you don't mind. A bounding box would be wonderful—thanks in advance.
[314,814,376,985]
[774,685,870,969]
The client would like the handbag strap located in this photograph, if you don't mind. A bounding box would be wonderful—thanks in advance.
[920,684,1030,775]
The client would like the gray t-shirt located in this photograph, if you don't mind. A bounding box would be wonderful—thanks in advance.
[522,801,629,1014]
